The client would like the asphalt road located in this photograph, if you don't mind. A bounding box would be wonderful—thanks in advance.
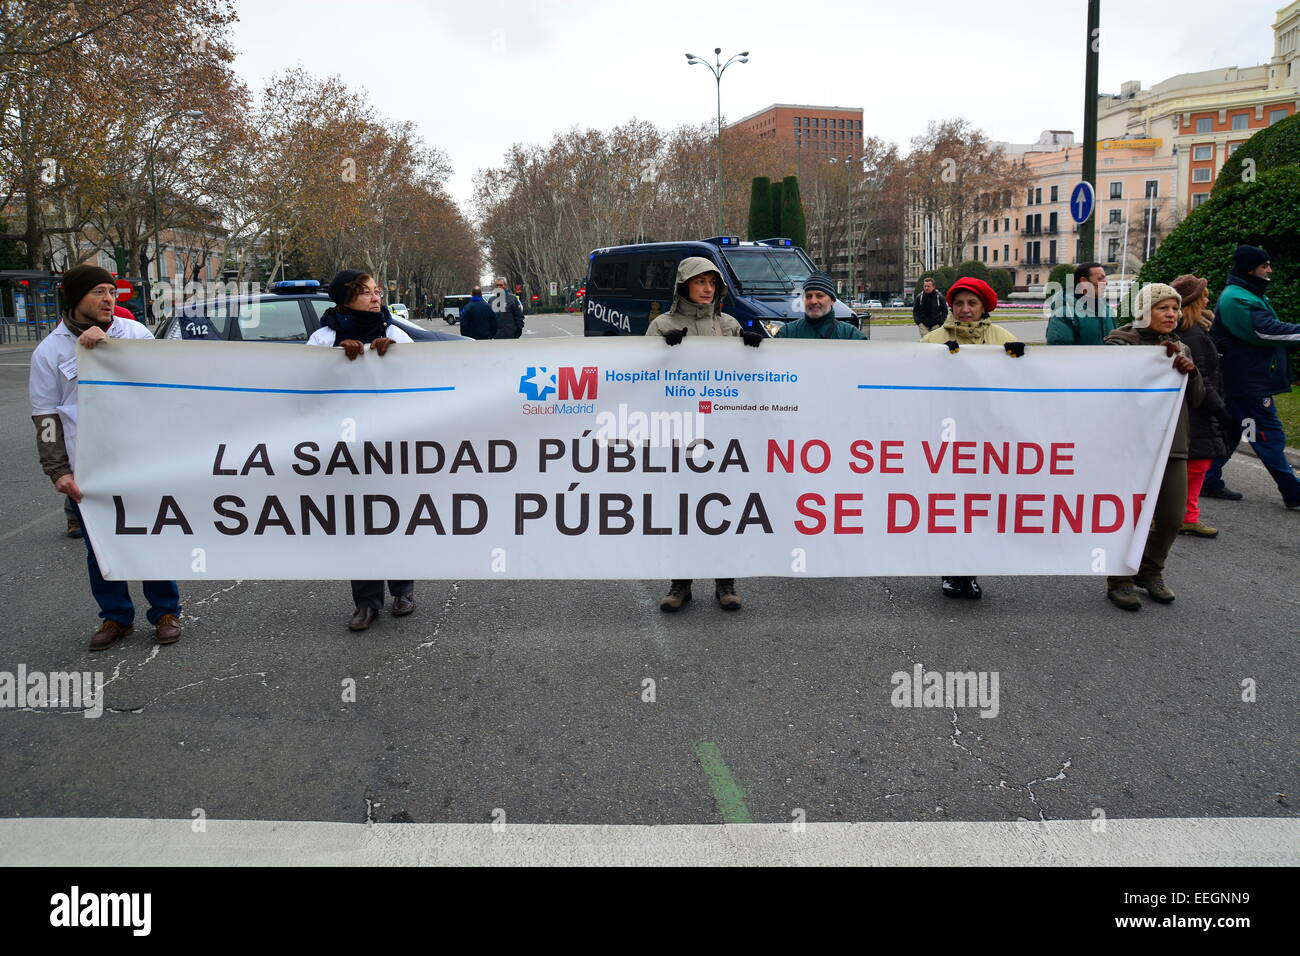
[0,320,1295,839]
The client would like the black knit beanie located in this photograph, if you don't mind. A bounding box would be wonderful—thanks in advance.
[60,265,116,316]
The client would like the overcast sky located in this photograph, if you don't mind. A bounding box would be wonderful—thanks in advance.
[230,0,1286,213]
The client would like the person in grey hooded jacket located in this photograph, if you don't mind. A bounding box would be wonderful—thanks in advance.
[645,256,760,612]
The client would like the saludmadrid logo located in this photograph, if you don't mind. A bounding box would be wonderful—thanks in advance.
[518,365,597,414]
[50,887,151,936]
[0,665,103,717]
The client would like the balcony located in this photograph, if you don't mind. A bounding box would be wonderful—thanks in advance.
[1020,227,1061,237]
[1020,257,1059,268]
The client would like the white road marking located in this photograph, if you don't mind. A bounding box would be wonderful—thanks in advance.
[0,817,1293,866]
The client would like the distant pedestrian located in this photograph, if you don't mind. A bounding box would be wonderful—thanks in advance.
[1201,245,1300,509]
[776,271,864,339]
[1103,283,1204,611]
[923,276,1026,601]
[30,265,183,651]
[647,256,760,612]
[1171,274,1234,538]
[911,276,948,337]
[490,277,526,339]
[1046,262,1116,345]
[458,286,498,340]
[308,269,416,632]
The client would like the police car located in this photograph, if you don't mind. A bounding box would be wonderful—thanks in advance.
[156,280,466,343]
[582,237,869,338]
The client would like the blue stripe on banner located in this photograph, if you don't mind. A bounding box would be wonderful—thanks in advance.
[78,380,455,395]
[856,385,1180,393]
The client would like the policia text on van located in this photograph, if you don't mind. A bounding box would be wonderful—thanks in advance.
[582,237,867,338]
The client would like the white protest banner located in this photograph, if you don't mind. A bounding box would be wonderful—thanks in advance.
[75,337,1184,580]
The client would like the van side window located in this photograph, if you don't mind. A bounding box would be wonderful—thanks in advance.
[638,258,678,292]
[591,260,629,290]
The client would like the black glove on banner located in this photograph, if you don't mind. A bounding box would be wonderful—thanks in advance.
[740,331,763,348]
[946,340,960,353]
[1004,342,1026,358]
[663,328,687,346]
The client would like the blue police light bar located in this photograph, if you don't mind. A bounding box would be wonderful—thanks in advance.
[757,237,794,247]
[704,236,742,246]
[271,280,321,293]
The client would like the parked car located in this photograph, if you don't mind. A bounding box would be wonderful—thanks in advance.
[157,280,467,343]
[864,299,884,309]
[441,294,471,324]
[888,298,904,308]
[387,303,410,321]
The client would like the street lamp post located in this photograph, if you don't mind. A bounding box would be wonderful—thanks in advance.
[685,47,749,235]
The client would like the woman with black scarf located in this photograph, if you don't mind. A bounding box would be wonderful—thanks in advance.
[308,269,416,631]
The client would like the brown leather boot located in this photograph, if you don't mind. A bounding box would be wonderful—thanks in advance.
[89,620,132,651]
[659,580,692,612]
[154,614,182,644]
[714,579,742,611]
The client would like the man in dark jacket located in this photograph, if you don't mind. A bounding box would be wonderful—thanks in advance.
[912,277,947,336]
[1202,245,1300,508]
[776,272,865,340]
[458,287,497,340]
[490,277,526,339]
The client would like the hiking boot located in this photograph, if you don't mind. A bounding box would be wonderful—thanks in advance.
[1179,521,1219,538]
[391,593,415,617]
[89,619,132,651]
[659,580,692,613]
[1134,576,1176,604]
[1106,583,1142,612]
[349,607,379,631]
[1201,487,1243,501]
[66,517,83,539]
[714,579,741,611]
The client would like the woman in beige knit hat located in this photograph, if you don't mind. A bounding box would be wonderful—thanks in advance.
[1102,284,1204,611]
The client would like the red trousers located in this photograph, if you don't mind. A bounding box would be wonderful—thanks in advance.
[1185,458,1211,523]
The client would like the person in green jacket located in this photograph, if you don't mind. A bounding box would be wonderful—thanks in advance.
[775,272,865,340]
[1046,262,1116,345]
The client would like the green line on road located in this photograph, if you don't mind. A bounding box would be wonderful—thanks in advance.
[694,741,754,824]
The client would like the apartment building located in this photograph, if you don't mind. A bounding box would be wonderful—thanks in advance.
[727,103,866,164]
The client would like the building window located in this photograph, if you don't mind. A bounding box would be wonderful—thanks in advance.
[993,249,998,262]
[1232,113,1249,130]
[1228,142,1241,155]
[993,219,999,233]
[1109,208,1121,224]
[1108,238,1120,261]
[1145,180,1158,198]
[1109,182,1122,199]
[1050,185,1058,202]
[1193,144,1213,161]
[1192,193,1209,208]
[1034,187,1042,204]
[1192,168,1212,183]
[1195,117,1213,133]
[1270,108,1288,125]
[1026,188,1034,205]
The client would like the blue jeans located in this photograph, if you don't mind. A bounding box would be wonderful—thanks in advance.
[1204,396,1300,504]
[73,502,181,626]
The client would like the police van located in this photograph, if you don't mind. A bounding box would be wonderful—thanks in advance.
[581,237,868,337]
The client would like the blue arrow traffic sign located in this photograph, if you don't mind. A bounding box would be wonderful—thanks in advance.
[1070,181,1095,224]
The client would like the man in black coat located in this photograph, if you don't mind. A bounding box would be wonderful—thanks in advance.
[912,277,948,336]
[458,287,497,340]
[490,277,526,339]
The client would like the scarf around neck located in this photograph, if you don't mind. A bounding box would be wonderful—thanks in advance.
[322,304,388,345]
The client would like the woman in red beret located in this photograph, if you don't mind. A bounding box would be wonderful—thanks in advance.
[922,277,1025,599]
[921,277,1018,346]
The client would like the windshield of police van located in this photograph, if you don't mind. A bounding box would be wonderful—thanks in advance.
[721,247,816,293]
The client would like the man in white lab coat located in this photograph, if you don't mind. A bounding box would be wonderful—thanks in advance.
[29,265,182,651]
